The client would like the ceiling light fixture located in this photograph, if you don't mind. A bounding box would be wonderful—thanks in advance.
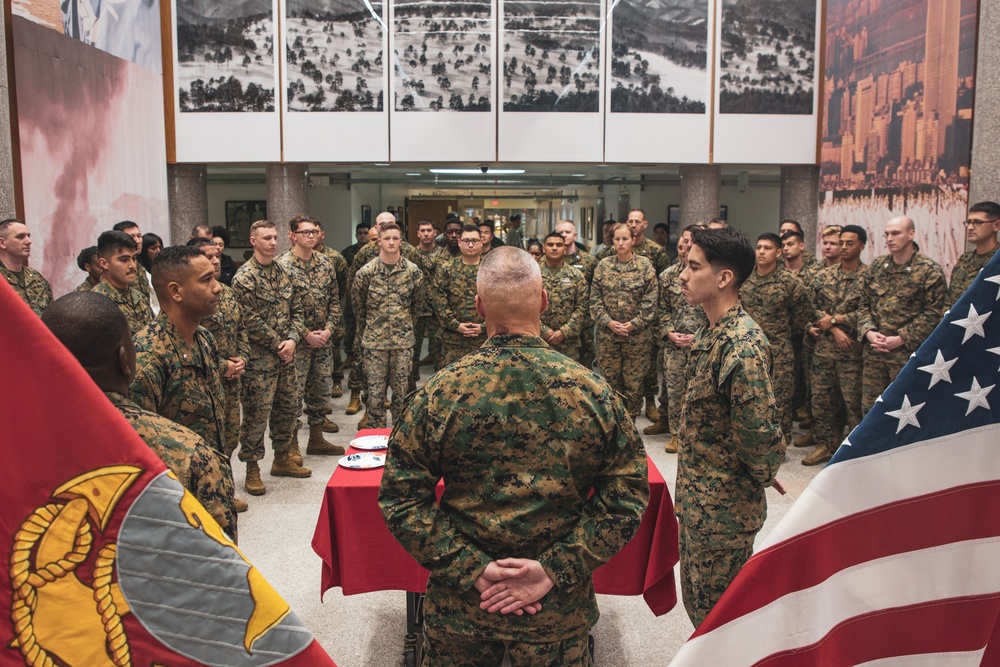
[429,168,526,175]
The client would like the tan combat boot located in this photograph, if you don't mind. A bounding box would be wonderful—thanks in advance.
[357,412,372,430]
[345,391,363,415]
[644,397,661,423]
[320,417,340,433]
[244,461,266,496]
[307,426,345,455]
[802,444,833,466]
[643,420,670,436]
[289,442,303,466]
[270,451,312,478]
[234,499,249,513]
[794,431,815,447]
[331,380,344,398]
[664,435,679,454]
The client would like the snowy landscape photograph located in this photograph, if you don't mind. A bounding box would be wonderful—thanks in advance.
[176,0,276,112]
[286,0,385,111]
[718,0,815,114]
[609,0,708,113]
[393,0,493,112]
[502,0,601,112]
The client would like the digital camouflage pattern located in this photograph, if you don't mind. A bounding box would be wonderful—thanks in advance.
[595,237,669,275]
[423,626,593,667]
[539,262,588,361]
[73,280,97,293]
[342,241,364,269]
[786,262,822,417]
[675,303,784,627]
[352,257,424,350]
[739,267,813,436]
[134,262,152,306]
[317,244,350,384]
[107,390,237,542]
[0,264,52,315]
[379,334,648,644]
[948,246,997,304]
[348,239,422,284]
[201,283,250,457]
[92,278,153,336]
[431,257,487,367]
[414,246,445,378]
[590,255,657,415]
[658,262,708,433]
[857,252,947,412]
[362,349,411,428]
[565,249,599,370]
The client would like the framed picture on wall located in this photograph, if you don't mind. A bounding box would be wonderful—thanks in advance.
[225,200,267,248]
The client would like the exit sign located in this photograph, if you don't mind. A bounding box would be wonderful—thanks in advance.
[492,200,499,206]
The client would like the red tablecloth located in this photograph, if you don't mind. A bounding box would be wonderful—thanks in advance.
[311,429,679,616]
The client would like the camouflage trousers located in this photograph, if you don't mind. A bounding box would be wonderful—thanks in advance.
[439,331,486,368]
[792,334,814,418]
[644,338,661,399]
[412,315,440,383]
[221,376,242,458]
[238,358,302,461]
[363,347,412,428]
[348,339,368,394]
[596,328,651,418]
[295,344,333,427]
[343,297,357,356]
[331,336,344,383]
[663,345,692,433]
[679,523,755,629]
[770,341,795,438]
[421,626,592,667]
[811,351,863,451]
[580,320,596,370]
[861,350,907,415]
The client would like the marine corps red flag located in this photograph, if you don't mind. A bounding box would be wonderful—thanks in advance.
[0,281,336,666]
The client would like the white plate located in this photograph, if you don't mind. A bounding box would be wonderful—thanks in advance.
[350,435,389,451]
[338,453,386,469]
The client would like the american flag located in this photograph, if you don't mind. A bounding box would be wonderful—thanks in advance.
[669,252,1000,666]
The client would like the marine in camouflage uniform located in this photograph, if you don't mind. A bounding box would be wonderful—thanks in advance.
[676,303,784,627]
[949,246,997,304]
[231,256,305,462]
[278,249,343,431]
[432,255,487,367]
[93,278,153,337]
[352,256,424,427]
[379,333,648,663]
[316,242,349,388]
[413,245,444,386]
[0,263,52,315]
[739,266,813,438]
[806,262,867,464]
[201,283,250,458]
[590,254,658,417]
[658,262,708,435]
[108,390,237,542]
[857,251,947,413]
[74,279,98,292]
[785,260,821,427]
[564,247,598,368]
[539,260,588,362]
[133,262,152,308]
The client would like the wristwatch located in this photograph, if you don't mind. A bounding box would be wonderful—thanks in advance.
[830,316,838,325]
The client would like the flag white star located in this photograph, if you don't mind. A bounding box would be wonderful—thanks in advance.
[951,304,991,344]
[955,377,995,416]
[917,350,957,388]
[989,346,1000,371]
[885,395,925,434]
[985,273,1000,300]
[842,436,852,448]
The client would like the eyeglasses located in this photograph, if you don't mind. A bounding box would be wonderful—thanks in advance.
[963,219,997,228]
[294,229,321,237]
[459,238,481,245]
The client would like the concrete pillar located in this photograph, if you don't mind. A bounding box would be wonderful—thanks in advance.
[679,164,720,228]
[0,6,19,219]
[970,0,1000,205]
[166,163,209,245]
[779,165,820,247]
[266,163,309,255]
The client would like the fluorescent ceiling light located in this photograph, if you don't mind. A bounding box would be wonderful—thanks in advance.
[571,173,586,177]
[406,173,422,176]
[374,163,391,166]
[429,168,526,175]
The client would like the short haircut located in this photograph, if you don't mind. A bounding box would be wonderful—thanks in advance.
[478,246,541,303]
[707,218,727,227]
[628,208,647,219]
[191,223,212,237]
[461,224,481,236]
[289,214,319,232]
[77,246,99,271]
[187,237,213,249]
[683,224,704,234]
[969,201,1000,220]
[841,224,868,245]
[780,230,804,243]
[211,225,231,246]
[356,222,371,231]
[780,218,803,234]
[691,227,756,287]
[417,219,435,228]
[555,220,577,232]
[477,221,493,231]
[603,219,616,227]
[543,231,565,243]
[757,232,781,247]
[653,222,669,233]
[152,245,207,296]
[42,292,129,369]
[0,218,24,236]
[445,212,461,223]
[821,225,842,237]
[112,220,139,233]
[250,219,275,234]
[97,230,137,257]
[379,222,401,236]
[445,218,463,230]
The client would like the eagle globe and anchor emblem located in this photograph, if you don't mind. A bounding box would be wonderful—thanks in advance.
[8,466,313,666]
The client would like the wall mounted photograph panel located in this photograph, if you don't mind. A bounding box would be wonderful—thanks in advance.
[604,0,712,163]
[390,0,497,161]
[498,0,604,161]
[281,0,390,160]
[172,0,281,161]
[711,0,820,164]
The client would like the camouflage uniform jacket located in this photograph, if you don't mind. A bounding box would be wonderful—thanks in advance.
[658,262,707,341]
[341,242,363,269]
[676,303,784,537]
[949,246,997,304]
[414,246,444,317]
[590,254,658,332]
[107,390,236,541]
[130,313,228,456]
[277,251,343,340]
[349,240,422,285]
[778,251,818,269]
[0,263,51,315]
[92,278,153,335]
[809,262,867,359]
[564,250,598,285]
[431,257,484,333]
[231,257,304,369]
[317,244,349,305]
[201,283,251,369]
[596,237,669,275]
[539,262,588,345]
[352,257,425,350]
[857,252,947,359]
[739,267,813,354]
[379,334,649,642]
[74,279,98,292]
[134,262,152,305]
